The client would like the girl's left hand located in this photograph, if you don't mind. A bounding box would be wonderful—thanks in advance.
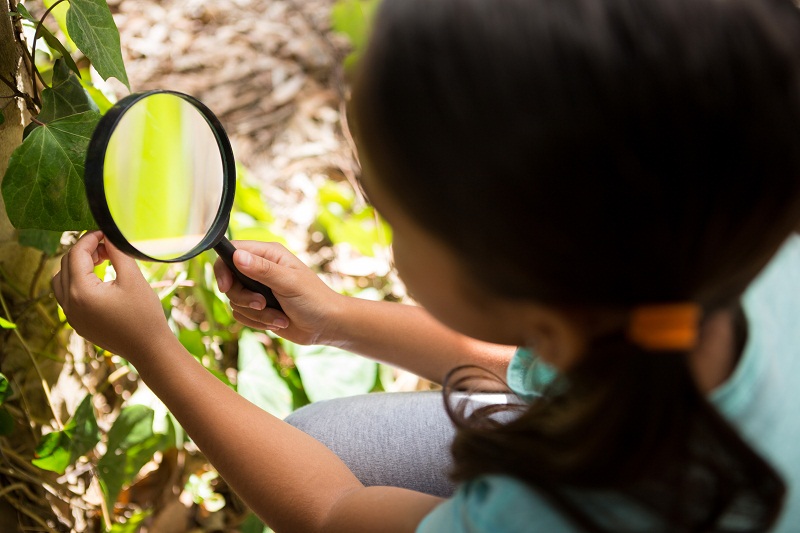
[52,231,173,362]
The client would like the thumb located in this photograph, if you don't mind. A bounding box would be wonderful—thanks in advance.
[103,239,143,282]
[233,249,296,296]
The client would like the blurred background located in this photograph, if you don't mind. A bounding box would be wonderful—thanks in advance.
[0,0,435,531]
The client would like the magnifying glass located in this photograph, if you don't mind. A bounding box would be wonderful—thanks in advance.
[84,90,282,311]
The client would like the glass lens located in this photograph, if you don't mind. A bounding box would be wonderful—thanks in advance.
[103,93,225,260]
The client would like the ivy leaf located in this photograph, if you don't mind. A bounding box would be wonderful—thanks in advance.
[37,60,99,124]
[0,317,15,329]
[38,25,81,78]
[18,229,64,255]
[237,330,292,419]
[66,0,129,89]
[1,110,100,231]
[98,405,167,508]
[32,395,100,474]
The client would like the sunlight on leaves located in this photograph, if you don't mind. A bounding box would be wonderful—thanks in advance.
[66,0,129,88]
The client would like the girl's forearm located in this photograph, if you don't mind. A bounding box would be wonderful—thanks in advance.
[133,334,439,532]
[324,298,516,387]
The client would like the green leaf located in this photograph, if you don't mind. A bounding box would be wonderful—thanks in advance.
[241,513,270,533]
[14,4,36,22]
[18,229,63,255]
[32,430,71,473]
[0,409,14,436]
[288,343,377,403]
[68,394,100,464]
[38,60,99,123]
[39,26,81,77]
[0,317,16,329]
[98,406,167,508]
[108,509,152,533]
[2,110,101,231]
[0,374,10,405]
[32,394,99,474]
[66,0,129,88]
[237,330,292,418]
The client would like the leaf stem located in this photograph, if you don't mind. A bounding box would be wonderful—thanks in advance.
[0,289,63,430]
[30,0,70,103]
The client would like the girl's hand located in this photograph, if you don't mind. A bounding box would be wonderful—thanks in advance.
[213,241,345,346]
[52,231,173,361]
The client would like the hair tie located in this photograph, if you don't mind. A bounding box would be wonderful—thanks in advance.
[627,303,702,351]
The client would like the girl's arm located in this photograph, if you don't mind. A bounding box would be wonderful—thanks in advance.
[53,232,442,533]
[214,240,516,387]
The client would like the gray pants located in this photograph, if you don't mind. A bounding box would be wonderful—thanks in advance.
[284,391,513,497]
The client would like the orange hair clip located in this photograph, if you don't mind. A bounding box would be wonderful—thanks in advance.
[627,303,702,351]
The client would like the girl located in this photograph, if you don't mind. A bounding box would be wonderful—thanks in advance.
[54,0,800,530]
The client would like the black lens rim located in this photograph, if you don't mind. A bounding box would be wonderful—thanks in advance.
[84,90,235,263]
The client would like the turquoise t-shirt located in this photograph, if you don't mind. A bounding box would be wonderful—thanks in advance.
[418,234,800,532]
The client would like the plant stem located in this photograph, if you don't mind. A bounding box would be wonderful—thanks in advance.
[29,0,70,105]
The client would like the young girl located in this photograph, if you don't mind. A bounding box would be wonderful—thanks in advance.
[54,0,800,530]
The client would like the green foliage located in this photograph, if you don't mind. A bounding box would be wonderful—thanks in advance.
[287,343,377,403]
[0,373,10,404]
[17,228,63,255]
[107,509,152,533]
[2,110,101,230]
[65,0,129,88]
[98,405,169,508]
[32,394,100,474]
[38,60,99,123]
[237,330,293,419]
[0,317,16,329]
[2,0,126,236]
[315,181,391,256]
[331,0,380,71]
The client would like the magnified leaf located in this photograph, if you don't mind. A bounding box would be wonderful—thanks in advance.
[37,60,99,124]
[2,110,100,231]
[66,0,129,89]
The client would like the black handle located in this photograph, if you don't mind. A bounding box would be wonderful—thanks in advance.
[214,237,283,311]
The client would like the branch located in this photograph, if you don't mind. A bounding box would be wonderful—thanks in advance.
[29,0,70,104]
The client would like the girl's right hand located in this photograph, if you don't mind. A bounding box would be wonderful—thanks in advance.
[213,241,345,346]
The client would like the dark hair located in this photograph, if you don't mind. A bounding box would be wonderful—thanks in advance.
[352,0,800,530]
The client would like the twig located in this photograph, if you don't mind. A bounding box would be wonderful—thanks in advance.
[0,290,63,430]
[28,253,48,299]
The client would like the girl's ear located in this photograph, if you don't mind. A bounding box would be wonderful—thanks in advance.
[522,306,588,371]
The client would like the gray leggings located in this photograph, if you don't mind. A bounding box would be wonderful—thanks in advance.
[284,391,513,497]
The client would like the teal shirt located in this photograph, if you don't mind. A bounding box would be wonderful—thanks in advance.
[418,234,800,532]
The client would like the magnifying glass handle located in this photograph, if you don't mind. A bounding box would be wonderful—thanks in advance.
[214,237,283,312]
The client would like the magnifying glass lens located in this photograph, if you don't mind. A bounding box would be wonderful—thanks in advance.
[103,93,224,260]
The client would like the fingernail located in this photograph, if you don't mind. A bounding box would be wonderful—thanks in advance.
[250,300,265,310]
[273,318,289,328]
[237,250,252,267]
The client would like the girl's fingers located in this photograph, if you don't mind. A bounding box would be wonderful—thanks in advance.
[52,272,64,308]
[230,302,289,329]
[232,309,284,331]
[213,258,232,293]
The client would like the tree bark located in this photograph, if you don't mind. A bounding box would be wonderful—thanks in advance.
[0,2,67,531]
